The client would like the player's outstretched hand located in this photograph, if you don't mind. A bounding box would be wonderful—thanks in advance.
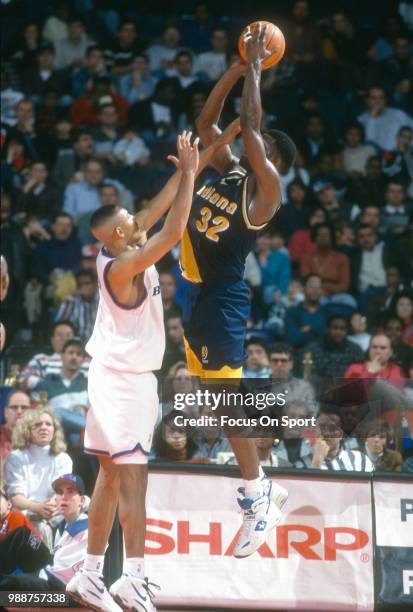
[244,23,272,65]
[167,130,199,173]
[219,118,241,146]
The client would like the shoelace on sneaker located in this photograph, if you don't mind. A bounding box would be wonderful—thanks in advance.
[142,577,160,601]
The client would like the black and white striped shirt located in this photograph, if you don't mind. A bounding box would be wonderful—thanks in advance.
[295,449,374,472]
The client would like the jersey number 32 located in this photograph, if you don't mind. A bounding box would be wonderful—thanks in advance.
[196,207,230,243]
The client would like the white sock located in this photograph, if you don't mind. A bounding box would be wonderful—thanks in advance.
[124,557,144,579]
[243,464,266,497]
[244,475,263,497]
[84,554,104,573]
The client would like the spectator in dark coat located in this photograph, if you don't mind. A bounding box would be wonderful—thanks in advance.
[34,213,81,283]
[285,273,327,348]
[22,43,69,104]
[308,315,364,389]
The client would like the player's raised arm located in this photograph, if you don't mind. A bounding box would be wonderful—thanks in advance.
[136,119,241,233]
[110,132,199,281]
[195,61,246,173]
[240,25,283,223]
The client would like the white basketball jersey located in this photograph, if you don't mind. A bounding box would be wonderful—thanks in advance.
[86,247,165,373]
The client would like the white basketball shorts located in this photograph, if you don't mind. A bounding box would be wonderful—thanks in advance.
[84,359,159,464]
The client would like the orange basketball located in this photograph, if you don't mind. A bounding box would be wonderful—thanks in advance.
[238,20,285,70]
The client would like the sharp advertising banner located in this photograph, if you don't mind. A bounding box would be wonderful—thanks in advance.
[145,471,374,610]
[374,480,413,607]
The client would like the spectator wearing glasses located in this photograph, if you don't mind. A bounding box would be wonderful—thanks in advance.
[0,391,31,465]
[152,411,199,462]
[269,343,317,416]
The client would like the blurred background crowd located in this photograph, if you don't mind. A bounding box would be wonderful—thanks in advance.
[1,0,413,515]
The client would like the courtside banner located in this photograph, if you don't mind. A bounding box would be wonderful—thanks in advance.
[145,471,374,610]
[373,480,413,606]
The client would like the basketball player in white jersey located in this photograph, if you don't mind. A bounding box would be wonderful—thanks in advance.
[66,125,240,612]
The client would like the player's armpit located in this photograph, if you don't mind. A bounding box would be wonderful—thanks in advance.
[242,129,281,224]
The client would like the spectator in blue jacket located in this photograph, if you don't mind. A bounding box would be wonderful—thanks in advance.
[254,232,292,306]
[285,273,327,348]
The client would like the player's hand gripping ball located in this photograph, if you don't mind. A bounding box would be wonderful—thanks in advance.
[238,20,285,70]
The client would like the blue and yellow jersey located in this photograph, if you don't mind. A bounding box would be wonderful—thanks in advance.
[180,168,267,286]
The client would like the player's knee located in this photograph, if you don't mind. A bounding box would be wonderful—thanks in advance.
[119,464,147,489]
[99,457,120,484]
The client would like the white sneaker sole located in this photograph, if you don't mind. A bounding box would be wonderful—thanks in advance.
[67,585,122,612]
[112,592,156,612]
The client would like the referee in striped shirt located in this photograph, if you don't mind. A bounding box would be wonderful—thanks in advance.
[295,413,374,471]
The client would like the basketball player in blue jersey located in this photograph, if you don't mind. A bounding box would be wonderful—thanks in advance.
[181,25,296,558]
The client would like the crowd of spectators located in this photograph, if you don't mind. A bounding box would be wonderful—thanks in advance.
[0,2,412,591]
[1,0,413,517]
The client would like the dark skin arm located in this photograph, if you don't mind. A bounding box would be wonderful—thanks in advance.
[136,118,241,233]
[195,61,246,173]
[240,24,281,226]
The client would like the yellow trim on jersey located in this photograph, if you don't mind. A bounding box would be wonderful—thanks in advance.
[241,177,268,231]
[180,228,202,283]
[184,337,243,380]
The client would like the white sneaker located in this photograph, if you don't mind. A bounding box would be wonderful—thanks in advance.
[238,477,289,512]
[110,574,160,611]
[233,477,286,558]
[66,568,122,612]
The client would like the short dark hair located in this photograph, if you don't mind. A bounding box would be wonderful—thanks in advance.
[175,50,193,62]
[357,223,377,234]
[345,121,365,139]
[99,182,119,195]
[311,222,336,247]
[52,212,73,224]
[385,179,405,191]
[383,314,403,328]
[52,320,75,335]
[327,315,348,327]
[76,270,96,282]
[246,337,269,355]
[269,343,293,359]
[264,129,296,170]
[62,338,84,353]
[90,204,121,231]
[119,18,136,30]
[73,127,92,142]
